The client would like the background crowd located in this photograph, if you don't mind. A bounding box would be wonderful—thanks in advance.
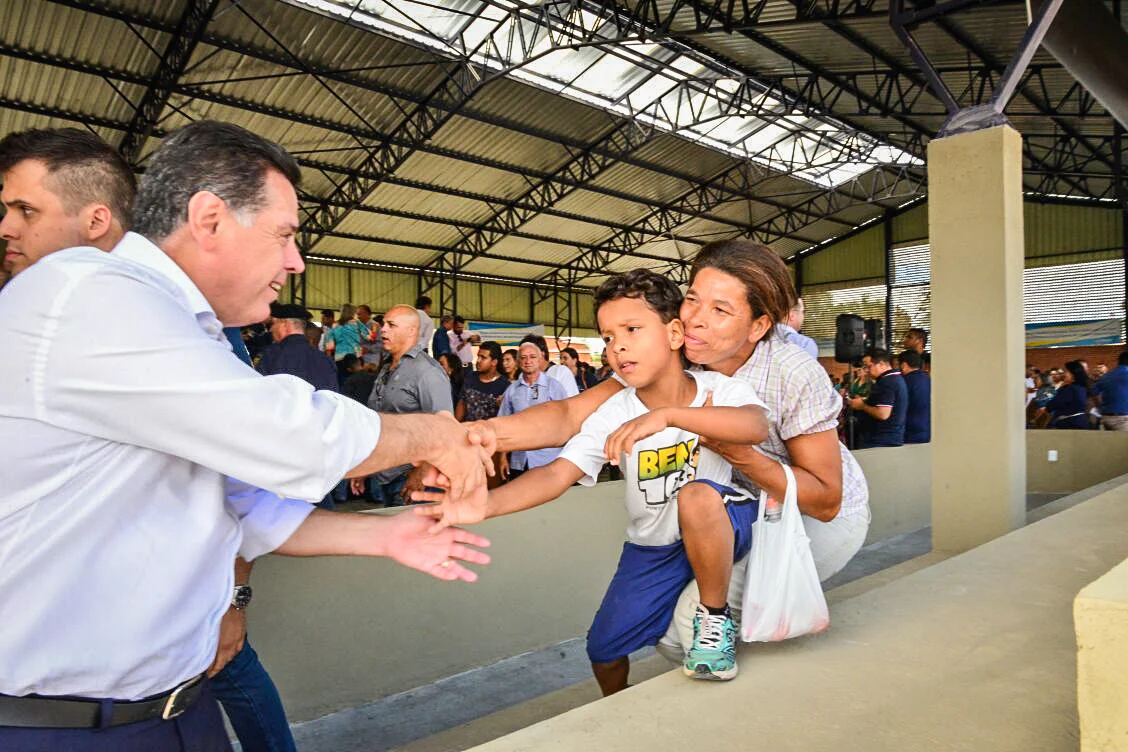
[244,296,617,507]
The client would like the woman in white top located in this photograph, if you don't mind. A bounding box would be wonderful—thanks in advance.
[483,239,870,656]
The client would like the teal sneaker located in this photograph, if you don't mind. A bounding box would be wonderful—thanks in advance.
[683,604,738,681]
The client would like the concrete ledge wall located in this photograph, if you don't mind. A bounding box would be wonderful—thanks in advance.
[249,483,630,722]
[1028,430,1128,492]
[853,443,931,545]
[1075,556,1128,752]
[473,480,1128,752]
[248,432,1128,723]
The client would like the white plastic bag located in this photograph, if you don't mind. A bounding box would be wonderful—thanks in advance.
[740,463,830,642]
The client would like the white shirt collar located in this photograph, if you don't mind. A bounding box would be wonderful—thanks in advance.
[111,232,214,317]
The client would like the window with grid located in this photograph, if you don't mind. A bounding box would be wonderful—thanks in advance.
[890,243,931,348]
[801,282,887,350]
[1023,258,1125,344]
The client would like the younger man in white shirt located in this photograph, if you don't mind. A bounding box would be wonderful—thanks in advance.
[416,269,768,694]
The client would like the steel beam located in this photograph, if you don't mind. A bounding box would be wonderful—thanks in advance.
[118,0,219,165]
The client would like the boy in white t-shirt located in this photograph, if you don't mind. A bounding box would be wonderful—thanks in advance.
[416,269,769,694]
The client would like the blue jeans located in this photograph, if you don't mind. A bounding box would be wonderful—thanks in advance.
[369,475,407,507]
[210,640,296,752]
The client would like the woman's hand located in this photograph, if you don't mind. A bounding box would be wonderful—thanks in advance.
[604,409,669,464]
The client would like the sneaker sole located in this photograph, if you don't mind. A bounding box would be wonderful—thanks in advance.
[683,662,738,681]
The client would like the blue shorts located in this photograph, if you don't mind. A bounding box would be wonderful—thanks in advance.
[586,481,756,663]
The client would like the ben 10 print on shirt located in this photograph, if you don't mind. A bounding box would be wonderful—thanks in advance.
[636,439,701,507]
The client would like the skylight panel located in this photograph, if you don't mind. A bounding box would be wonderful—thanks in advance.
[571,53,654,101]
[287,0,922,189]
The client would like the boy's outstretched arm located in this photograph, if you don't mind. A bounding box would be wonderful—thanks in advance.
[604,403,768,463]
[413,458,586,529]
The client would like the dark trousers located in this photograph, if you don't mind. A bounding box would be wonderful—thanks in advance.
[0,681,231,752]
[210,641,296,752]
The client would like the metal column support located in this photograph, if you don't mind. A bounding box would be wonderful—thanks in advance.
[118,0,219,165]
[1116,123,1128,331]
[884,209,895,344]
[891,0,1065,136]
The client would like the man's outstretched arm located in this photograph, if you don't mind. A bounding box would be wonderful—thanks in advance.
[274,509,491,583]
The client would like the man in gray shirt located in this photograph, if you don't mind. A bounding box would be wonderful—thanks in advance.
[361,304,454,506]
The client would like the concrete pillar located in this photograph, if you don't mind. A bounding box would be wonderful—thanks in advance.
[928,125,1026,553]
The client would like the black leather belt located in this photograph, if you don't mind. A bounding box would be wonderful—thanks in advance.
[0,674,205,729]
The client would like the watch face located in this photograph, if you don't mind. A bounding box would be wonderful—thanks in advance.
[232,585,252,609]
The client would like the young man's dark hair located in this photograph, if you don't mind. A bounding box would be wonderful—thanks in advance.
[519,333,550,360]
[321,309,334,318]
[908,327,929,349]
[593,268,682,324]
[133,120,301,241]
[0,127,136,230]
[479,340,503,363]
[899,350,923,370]
[453,315,466,325]
[416,295,432,309]
[868,348,892,366]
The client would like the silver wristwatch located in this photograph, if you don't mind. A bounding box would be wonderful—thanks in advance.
[231,584,253,611]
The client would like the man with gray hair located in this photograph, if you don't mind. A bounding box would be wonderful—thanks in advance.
[354,304,455,506]
[0,121,492,750]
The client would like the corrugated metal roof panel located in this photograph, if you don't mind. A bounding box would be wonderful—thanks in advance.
[486,235,583,266]
[552,189,650,226]
[312,237,440,266]
[4,0,165,75]
[0,56,141,126]
[217,0,448,95]
[893,204,929,245]
[631,135,737,183]
[480,282,532,323]
[516,213,615,247]
[395,150,532,201]
[800,224,884,285]
[461,256,554,279]
[429,116,572,175]
[363,182,493,225]
[590,161,696,205]
[335,211,464,248]
[184,49,412,134]
[1025,203,1122,259]
[470,77,621,145]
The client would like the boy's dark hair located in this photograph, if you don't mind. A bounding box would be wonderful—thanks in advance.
[0,127,136,229]
[479,341,502,363]
[416,295,432,309]
[593,269,682,324]
[899,350,923,370]
[519,334,550,360]
[133,120,301,241]
[869,348,892,366]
